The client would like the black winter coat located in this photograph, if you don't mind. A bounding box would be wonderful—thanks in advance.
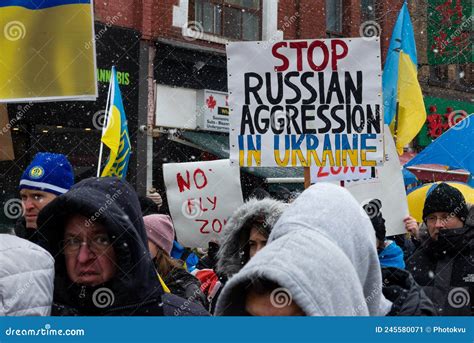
[405,225,473,316]
[37,177,209,316]
[382,267,436,316]
[164,267,208,308]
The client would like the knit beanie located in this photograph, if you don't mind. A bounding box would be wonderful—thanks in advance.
[422,183,468,222]
[143,214,175,255]
[19,152,74,196]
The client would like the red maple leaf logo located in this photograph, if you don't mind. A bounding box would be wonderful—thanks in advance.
[206,95,217,110]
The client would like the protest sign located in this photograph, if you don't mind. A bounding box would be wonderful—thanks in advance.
[343,125,408,236]
[227,38,384,168]
[310,165,378,184]
[163,159,244,248]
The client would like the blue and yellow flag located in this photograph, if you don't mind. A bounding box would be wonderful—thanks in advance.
[382,2,426,154]
[100,67,131,179]
[0,0,96,102]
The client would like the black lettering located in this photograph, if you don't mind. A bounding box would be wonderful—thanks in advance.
[351,105,365,133]
[367,104,381,133]
[284,72,302,104]
[317,105,331,133]
[301,72,317,104]
[244,72,263,104]
[301,105,316,133]
[241,105,254,134]
[345,71,362,104]
[266,72,283,104]
[326,72,344,104]
[254,105,270,134]
[330,105,345,133]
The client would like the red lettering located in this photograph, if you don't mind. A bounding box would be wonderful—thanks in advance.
[317,167,330,178]
[330,167,342,175]
[196,219,210,234]
[359,167,368,173]
[212,219,223,233]
[193,168,208,189]
[207,196,217,210]
[331,40,348,71]
[308,40,329,71]
[272,42,289,72]
[176,170,191,193]
[289,41,308,72]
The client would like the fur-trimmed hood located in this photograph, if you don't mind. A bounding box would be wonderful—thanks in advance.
[216,198,288,278]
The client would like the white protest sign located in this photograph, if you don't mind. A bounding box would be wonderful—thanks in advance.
[163,159,244,248]
[227,37,384,168]
[310,165,378,183]
[342,125,408,236]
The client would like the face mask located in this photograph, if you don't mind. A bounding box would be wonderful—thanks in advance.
[429,226,471,257]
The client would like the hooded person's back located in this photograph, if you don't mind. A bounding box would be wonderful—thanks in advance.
[0,234,54,316]
[215,183,392,316]
[37,177,208,316]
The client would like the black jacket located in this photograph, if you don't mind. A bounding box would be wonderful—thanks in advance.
[405,223,473,316]
[164,267,208,308]
[382,267,436,316]
[37,177,208,316]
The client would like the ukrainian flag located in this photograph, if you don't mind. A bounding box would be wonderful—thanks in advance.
[100,67,131,179]
[0,0,96,102]
[382,2,426,154]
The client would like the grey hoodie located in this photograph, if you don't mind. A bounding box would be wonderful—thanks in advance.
[216,197,288,278]
[215,183,393,316]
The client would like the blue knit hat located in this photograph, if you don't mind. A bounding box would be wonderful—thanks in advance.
[19,153,74,196]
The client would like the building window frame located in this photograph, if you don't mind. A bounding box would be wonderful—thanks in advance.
[188,0,262,41]
[325,0,343,37]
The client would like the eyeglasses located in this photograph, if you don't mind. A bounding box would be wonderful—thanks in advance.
[62,234,112,255]
[426,214,453,224]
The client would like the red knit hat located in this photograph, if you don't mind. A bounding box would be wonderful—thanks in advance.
[143,214,175,255]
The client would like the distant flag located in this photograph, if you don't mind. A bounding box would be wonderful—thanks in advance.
[98,67,131,179]
[0,0,97,102]
[382,2,426,154]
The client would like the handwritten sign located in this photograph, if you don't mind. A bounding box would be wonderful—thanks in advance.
[163,159,243,248]
[227,38,384,168]
[310,165,378,183]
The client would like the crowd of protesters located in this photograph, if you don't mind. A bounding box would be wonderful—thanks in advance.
[1,152,472,316]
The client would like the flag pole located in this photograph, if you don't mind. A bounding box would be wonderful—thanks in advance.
[393,100,400,146]
[97,67,114,177]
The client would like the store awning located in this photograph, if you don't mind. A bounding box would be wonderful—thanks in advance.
[179,131,304,182]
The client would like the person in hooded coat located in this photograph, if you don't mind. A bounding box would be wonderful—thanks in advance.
[215,183,393,316]
[36,177,209,316]
[0,234,54,316]
[194,197,287,313]
[405,183,473,316]
[363,200,436,316]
